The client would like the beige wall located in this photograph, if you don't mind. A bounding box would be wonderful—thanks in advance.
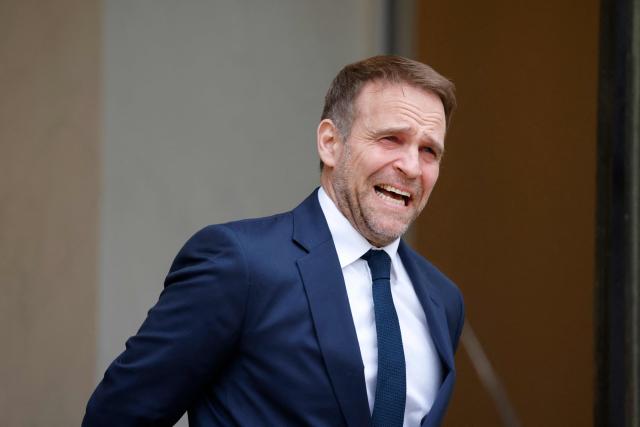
[0,1,100,425]
[414,1,599,425]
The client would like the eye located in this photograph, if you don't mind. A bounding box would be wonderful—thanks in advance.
[420,145,442,161]
[421,146,436,155]
[381,135,400,144]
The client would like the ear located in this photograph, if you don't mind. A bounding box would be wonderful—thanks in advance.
[316,119,342,168]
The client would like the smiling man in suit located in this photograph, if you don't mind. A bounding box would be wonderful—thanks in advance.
[83,55,464,427]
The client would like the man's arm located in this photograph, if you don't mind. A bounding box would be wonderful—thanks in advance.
[82,225,250,427]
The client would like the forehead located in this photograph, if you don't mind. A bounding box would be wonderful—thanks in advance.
[353,81,445,125]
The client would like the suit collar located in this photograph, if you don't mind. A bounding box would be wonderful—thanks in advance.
[292,188,332,252]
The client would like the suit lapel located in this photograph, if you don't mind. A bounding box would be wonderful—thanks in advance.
[400,242,459,427]
[399,242,454,371]
[293,190,372,427]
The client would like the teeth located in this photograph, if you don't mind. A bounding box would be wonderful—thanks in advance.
[375,189,405,206]
[378,184,411,198]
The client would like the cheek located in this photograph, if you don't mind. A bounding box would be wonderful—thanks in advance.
[353,158,381,183]
[420,167,440,194]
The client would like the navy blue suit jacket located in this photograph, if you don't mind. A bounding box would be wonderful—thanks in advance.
[83,190,464,427]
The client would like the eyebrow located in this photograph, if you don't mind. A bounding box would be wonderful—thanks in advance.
[372,125,413,136]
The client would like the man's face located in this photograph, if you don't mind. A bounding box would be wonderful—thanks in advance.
[320,81,446,247]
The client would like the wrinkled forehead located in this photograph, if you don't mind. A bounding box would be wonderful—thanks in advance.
[354,79,443,109]
[352,80,446,127]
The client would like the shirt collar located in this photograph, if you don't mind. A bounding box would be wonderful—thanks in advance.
[318,186,401,269]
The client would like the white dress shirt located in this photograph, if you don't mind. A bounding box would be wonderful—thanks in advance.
[318,187,442,427]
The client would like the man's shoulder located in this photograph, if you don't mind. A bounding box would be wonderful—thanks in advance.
[184,189,325,252]
[186,210,295,249]
[169,209,298,277]
[222,209,295,236]
[400,241,463,305]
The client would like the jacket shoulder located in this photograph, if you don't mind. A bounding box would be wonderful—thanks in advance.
[178,211,294,257]
[403,243,461,297]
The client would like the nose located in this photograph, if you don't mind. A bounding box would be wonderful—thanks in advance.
[393,145,422,179]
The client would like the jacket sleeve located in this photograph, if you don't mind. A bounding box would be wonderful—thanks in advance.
[82,224,250,427]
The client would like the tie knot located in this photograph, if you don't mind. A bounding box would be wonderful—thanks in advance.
[362,249,391,281]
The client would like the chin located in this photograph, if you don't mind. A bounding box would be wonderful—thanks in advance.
[365,221,409,246]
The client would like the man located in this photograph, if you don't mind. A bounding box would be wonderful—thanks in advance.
[83,56,464,427]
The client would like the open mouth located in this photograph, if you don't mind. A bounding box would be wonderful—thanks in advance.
[374,184,411,207]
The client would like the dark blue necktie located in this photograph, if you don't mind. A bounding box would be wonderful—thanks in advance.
[362,249,406,427]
